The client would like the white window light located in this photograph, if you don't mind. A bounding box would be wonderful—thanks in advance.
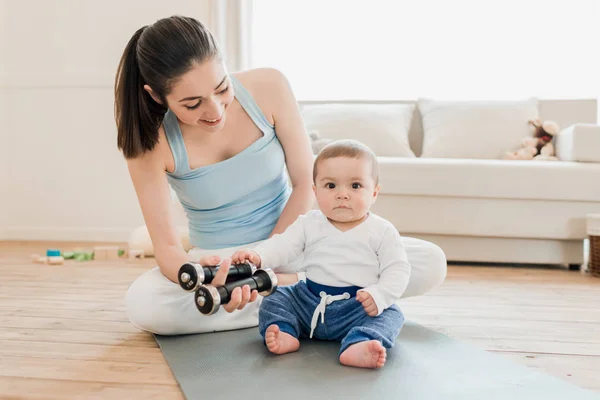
[251,0,600,102]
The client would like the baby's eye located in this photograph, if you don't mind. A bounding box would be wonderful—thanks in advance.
[352,183,362,189]
[326,183,336,189]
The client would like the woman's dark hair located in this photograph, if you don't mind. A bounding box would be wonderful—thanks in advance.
[114,16,220,158]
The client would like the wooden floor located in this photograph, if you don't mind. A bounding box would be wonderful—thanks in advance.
[1,241,599,399]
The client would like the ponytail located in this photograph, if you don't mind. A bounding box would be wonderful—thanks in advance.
[114,26,167,159]
[114,16,221,159]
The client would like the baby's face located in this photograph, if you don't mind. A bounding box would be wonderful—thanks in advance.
[313,156,379,224]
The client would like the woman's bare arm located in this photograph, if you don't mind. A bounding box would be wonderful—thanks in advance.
[126,146,191,283]
[127,127,263,310]
[243,68,314,286]
[261,68,315,236]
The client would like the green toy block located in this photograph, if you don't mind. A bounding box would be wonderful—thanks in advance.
[70,251,94,262]
[60,250,93,261]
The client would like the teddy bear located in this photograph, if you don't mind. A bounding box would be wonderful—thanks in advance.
[503,118,560,161]
[309,130,332,155]
[529,118,559,161]
[504,136,538,160]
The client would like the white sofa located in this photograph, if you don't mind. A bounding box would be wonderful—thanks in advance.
[143,98,598,267]
[300,98,600,267]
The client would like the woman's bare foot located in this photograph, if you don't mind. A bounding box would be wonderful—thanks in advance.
[265,325,300,355]
[339,340,387,369]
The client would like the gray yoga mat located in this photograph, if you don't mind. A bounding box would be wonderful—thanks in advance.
[154,321,600,400]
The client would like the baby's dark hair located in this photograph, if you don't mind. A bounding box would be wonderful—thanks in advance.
[114,15,221,159]
[313,139,379,185]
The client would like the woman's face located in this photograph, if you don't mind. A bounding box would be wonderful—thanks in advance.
[165,59,235,132]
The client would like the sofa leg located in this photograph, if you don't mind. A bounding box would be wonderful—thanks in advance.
[568,264,581,271]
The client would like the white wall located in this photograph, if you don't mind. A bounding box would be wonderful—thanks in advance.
[0,0,8,239]
[3,0,212,242]
[0,89,7,240]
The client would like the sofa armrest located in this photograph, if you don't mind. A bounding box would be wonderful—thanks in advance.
[556,123,600,162]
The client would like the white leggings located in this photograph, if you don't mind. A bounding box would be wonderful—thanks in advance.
[125,237,447,335]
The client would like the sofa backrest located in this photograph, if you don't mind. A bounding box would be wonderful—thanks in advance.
[298,99,597,157]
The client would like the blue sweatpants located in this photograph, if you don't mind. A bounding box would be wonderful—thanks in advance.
[258,280,405,355]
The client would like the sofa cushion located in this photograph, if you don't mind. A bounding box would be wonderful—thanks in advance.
[377,157,600,202]
[556,123,600,162]
[301,103,416,157]
[418,98,539,159]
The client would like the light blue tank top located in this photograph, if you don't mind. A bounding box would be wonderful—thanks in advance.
[164,76,291,249]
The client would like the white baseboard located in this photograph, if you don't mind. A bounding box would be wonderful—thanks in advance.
[5,227,133,243]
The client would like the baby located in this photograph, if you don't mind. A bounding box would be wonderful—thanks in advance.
[231,139,410,369]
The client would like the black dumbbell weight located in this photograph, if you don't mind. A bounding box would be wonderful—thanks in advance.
[194,268,278,315]
[178,261,256,291]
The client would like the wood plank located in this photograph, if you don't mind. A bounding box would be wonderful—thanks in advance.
[0,273,145,282]
[0,356,178,385]
[0,316,139,333]
[0,298,127,311]
[0,280,138,289]
[493,352,600,392]
[406,315,600,338]
[0,264,147,273]
[449,336,600,357]
[0,269,151,282]
[1,286,130,295]
[401,304,600,324]
[0,291,128,301]
[401,294,600,309]
[0,306,128,321]
[0,376,184,400]
[0,328,157,347]
[427,287,600,297]
[0,340,166,364]
[1,240,599,396]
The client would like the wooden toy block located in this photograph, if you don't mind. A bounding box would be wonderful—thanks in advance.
[48,256,64,265]
[45,249,64,265]
[31,254,47,264]
[93,246,107,260]
[93,246,120,261]
[30,253,63,264]
[105,246,120,261]
[74,252,93,262]
[129,249,145,261]
[63,251,93,262]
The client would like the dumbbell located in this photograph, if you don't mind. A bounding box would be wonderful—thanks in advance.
[177,261,256,292]
[194,268,278,315]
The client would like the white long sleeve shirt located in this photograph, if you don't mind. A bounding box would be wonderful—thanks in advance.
[253,210,411,316]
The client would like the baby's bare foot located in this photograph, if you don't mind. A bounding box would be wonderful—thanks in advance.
[265,325,300,355]
[339,340,387,369]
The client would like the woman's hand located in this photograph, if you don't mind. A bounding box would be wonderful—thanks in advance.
[201,256,259,313]
[231,249,262,267]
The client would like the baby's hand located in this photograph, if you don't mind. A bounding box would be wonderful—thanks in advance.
[231,249,262,268]
[356,291,378,316]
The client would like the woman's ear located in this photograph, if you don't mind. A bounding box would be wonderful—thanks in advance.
[143,85,163,105]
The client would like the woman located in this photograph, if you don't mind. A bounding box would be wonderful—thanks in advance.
[115,15,447,335]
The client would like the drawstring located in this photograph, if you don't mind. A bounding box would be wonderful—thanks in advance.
[309,291,350,338]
